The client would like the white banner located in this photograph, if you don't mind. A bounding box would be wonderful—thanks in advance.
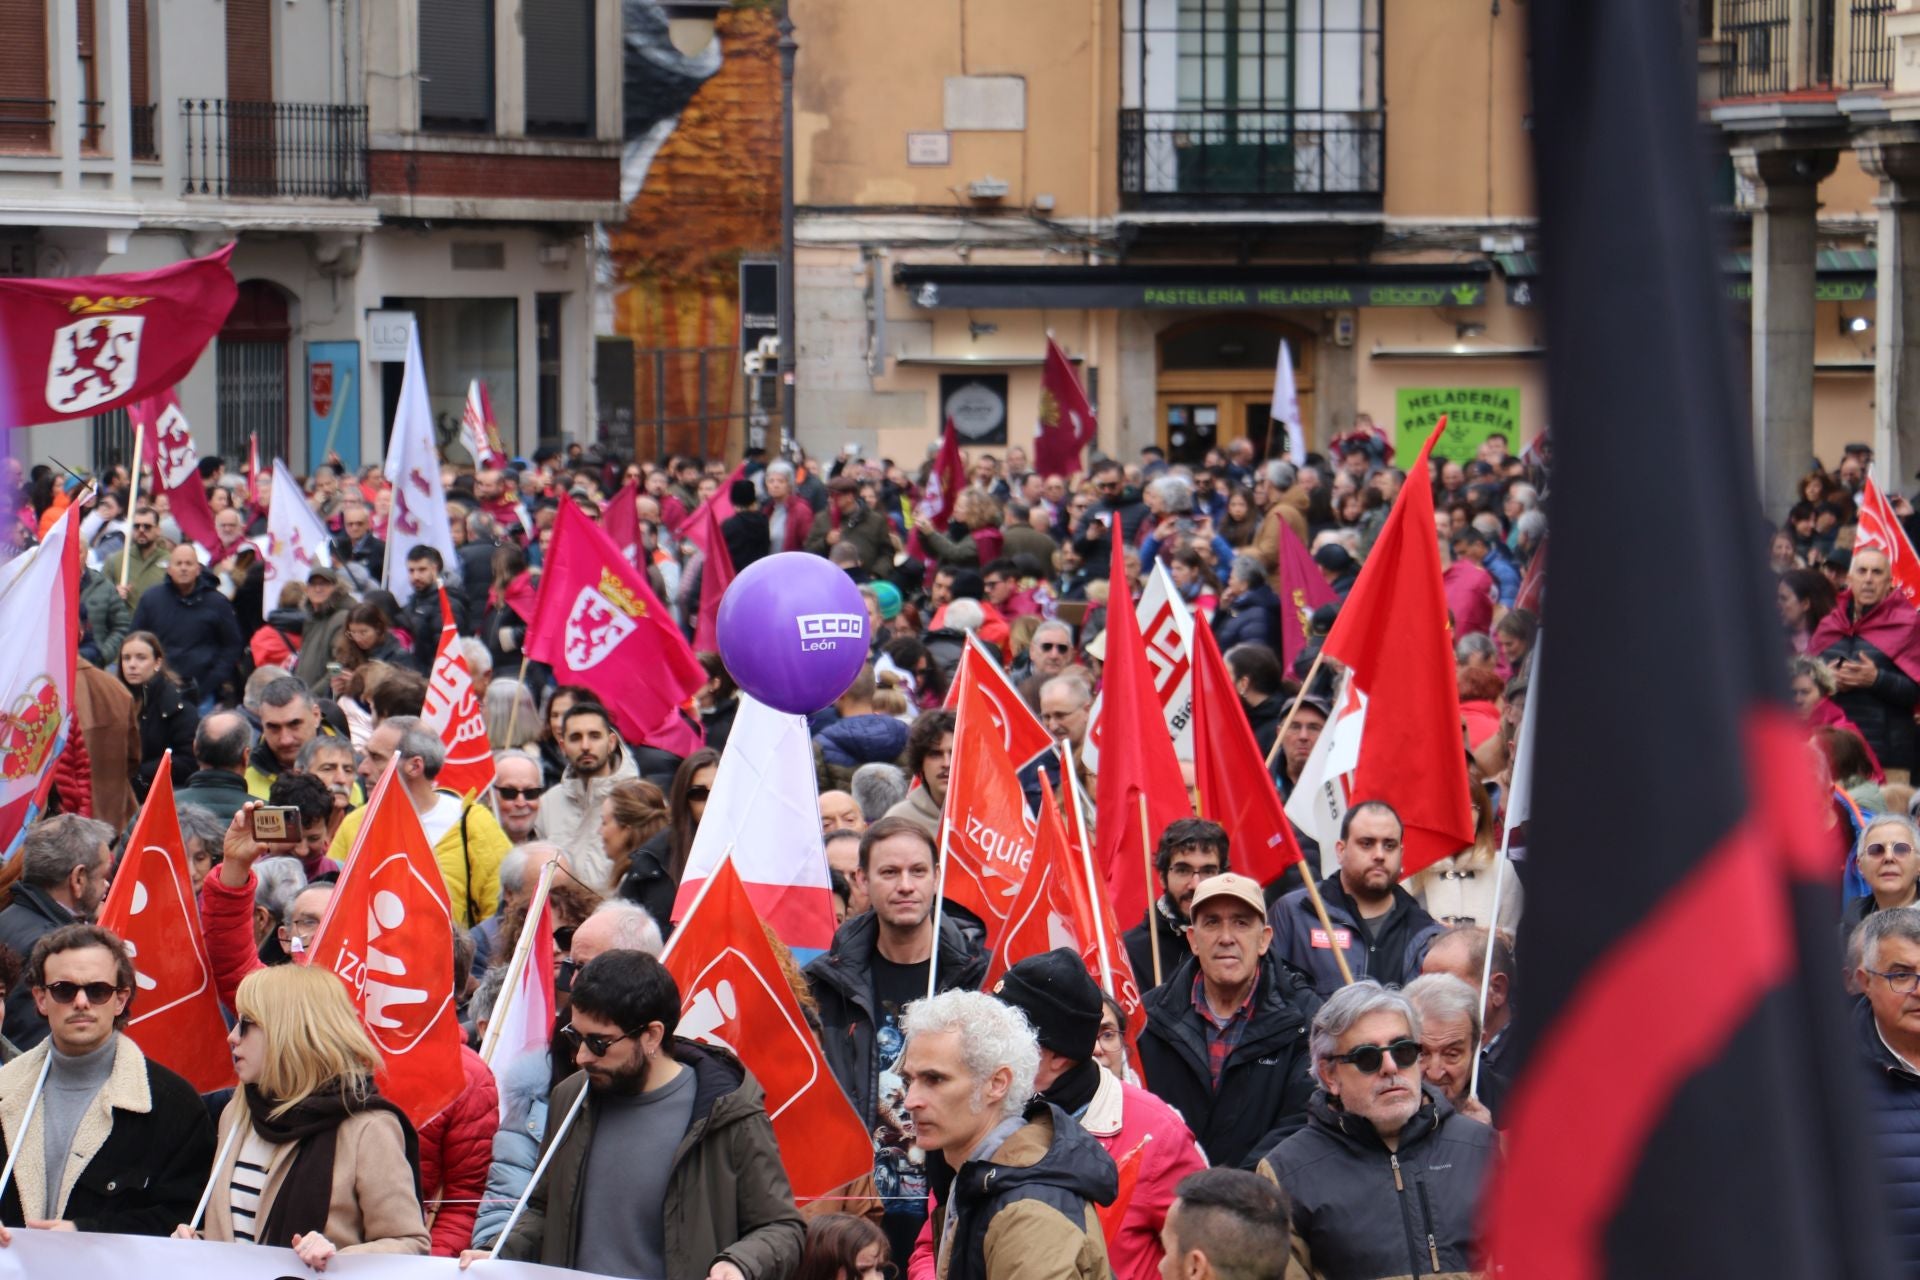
[1083,559,1196,770]
[0,1228,625,1280]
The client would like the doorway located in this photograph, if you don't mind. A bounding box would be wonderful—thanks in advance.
[1156,315,1315,466]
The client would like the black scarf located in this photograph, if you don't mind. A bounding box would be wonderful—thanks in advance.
[1041,1058,1101,1118]
[245,1081,420,1247]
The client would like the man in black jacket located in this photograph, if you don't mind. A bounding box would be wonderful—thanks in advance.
[397,545,466,674]
[0,817,114,1050]
[1269,801,1441,998]
[0,924,214,1239]
[1123,819,1226,995]
[129,545,243,708]
[172,712,254,823]
[720,479,771,571]
[1254,981,1496,1280]
[333,502,385,581]
[1137,873,1319,1170]
[1073,460,1152,548]
[803,816,988,1263]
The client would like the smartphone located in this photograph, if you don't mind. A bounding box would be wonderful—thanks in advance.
[250,806,304,845]
[326,663,345,676]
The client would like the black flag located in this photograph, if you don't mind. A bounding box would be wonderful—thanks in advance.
[1483,2,1894,1276]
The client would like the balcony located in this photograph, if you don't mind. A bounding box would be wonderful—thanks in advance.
[1118,108,1384,212]
[1711,0,1894,97]
[181,99,369,199]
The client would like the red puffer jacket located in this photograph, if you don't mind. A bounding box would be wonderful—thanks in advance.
[417,1044,500,1256]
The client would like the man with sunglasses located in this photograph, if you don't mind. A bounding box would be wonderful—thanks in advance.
[0,924,214,1245]
[1073,461,1151,547]
[101,504,173,602]
[475,949,803,1280]
[492,750,546,844]
[1254,981,1496,1279]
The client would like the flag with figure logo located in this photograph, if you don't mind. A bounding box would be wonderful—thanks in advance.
[0,501,82,859]
[1284,416,1475,879]
[0,245,236,428]
[1481,2,1892,1273]
[261,458,334,601]
[601,479,643,570]
[97,758,234,1091]
[1034,336,1097,478]
[307,760,463,1126]
[1855,475,1920,605]
[462,378,507,469]
[422,587,495,798]
[129,389,223,557]
[682,496,735,653]
[943,652,1045,946]
[671,696,837,956]
[664,856,874,1201]
[526,498,707,747]
[382,320,459,590]
[1274,518,1337,672]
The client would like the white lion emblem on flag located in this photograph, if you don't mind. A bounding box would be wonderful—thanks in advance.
[565,587,637,670]
[46,315,144,414]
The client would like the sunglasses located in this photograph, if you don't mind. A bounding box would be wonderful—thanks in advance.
[1330,1038,1421,1074]
[40,981,124,1005]
[496,786,544,802]
[553,925,578,953]
[686,786,711,801]
[1867,841,1916,859]
[1036,642,1071,653]
[560,1023,636,1058]
[235,1015,260,1038]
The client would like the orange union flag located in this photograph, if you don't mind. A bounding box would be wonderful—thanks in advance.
[663,856,874,1201]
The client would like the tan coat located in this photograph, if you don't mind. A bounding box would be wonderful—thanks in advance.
[1249,489,1312,573]
[71,659,140,830]
[202,1091,430,1255]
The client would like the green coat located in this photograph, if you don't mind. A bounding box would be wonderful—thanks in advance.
[101,538,175,603]
[497,1044,805,1280]
[81,568,133,667]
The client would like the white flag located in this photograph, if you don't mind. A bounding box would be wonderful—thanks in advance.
[1271,338,1306,465]
[383,320,459,589]
[261,458,333,600]
[1284,670,1368,879]
[1503,633,1540,844]
[1082,559,1196,770]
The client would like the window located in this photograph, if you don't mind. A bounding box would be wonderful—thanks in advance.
[420,0,494,133]
[524,0,594,137]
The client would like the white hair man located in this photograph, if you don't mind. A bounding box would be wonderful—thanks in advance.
[900,988,1116,1279]
[1402,972,1494,1126]
[473,841,574,974]
[568,900,664,970]
[1254,981,1496,1279]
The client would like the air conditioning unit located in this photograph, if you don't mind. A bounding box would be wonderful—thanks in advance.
[967,176,1010,202]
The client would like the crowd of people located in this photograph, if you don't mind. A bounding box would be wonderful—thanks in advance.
[0,423,1561,1279]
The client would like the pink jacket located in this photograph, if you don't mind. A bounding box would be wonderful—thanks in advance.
[908,1067,1207,1280]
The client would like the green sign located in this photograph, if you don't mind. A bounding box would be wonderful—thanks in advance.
[1724,278,1874,303]
[1394,387,1521,464]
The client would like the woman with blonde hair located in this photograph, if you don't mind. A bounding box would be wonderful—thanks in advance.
[1408,780,1523,934]
[179,965,428,1267]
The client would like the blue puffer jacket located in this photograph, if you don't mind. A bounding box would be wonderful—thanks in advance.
[1856,995,1920,1265]
[470,1049,549,1249]
[815,712,910,769]
[1215,583,1281,652]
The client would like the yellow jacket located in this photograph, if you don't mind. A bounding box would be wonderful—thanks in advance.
[325,789,508,928]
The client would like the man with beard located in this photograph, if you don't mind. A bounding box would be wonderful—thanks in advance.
[1123,819,1226,995]
[1813,547,1920,782]
[102,505,172,601]
[474,949,804,1279]
[536,703,640,892]
[291,565,354,694]
[1269,802,1442,998]
[1254,983,1496,1280]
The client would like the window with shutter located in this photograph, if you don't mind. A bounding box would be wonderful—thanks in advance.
[524,0,593,137]
[419,0,495,133]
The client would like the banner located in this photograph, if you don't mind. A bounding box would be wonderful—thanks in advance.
[129,389,225,558]
[0,1229,614,1279]
[1083,560,1195,770]
[422,587,496,799]
[383,320,458,589]
[0,502,81,858]
[261,458,333,601]
[1393,387,1520,465]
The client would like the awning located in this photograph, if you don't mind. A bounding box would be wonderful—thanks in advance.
[1496,250,1876,304]
[893,262,1493,311]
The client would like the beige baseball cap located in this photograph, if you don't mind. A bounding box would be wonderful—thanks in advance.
[1188,872,1266,918]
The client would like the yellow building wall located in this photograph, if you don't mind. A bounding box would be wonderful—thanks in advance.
[1355,289,1548,449]
[1382,0,1535,220]
[1821,150,1879,219]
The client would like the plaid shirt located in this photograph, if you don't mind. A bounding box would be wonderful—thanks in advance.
[1190,970,1260,1089]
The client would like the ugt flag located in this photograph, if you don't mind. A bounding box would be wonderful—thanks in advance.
[382,319,458,590]
[308,760,464,1126]
[0,501,82,858]
[422,587,495,799]
[665,856,874,1201]
[96,757,234,1091]
[0,245,236,428]
[525,498,707,746]
[1084,560,1196,768]
[1855,474,1920,605]
[129,389,225,558]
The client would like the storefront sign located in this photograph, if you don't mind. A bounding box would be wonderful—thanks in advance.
[902,270,1488,312]
[366,309,415,362]
[1394,387,1521,464]
[941,373,1009,444]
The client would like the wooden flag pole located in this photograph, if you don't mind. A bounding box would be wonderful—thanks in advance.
[119,420,147,590]
[1300,871,1355,987]
[1264,646,1330,771]
[500,654,532,747]
[1467,845,1511,1103]
[1139,793,1162,990]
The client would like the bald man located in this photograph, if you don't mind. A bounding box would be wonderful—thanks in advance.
[820,789,866,834]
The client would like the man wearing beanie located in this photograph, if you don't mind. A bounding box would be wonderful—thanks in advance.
[720,478,771,571]
[908,949,1209,1280]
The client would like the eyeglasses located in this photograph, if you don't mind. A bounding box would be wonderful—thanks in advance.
[1867,842,1916,859]
[1867,968,1920,994]
[132,522,156,532]
[496,786,545,802]
[559,1023,637,1058]
[1329,1038,1421,1074]
[40,981,125,1005]
[686,786,711,802]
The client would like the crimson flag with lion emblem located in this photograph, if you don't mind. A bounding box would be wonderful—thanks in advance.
[0,246,235,427]
[1034,336,1097,479]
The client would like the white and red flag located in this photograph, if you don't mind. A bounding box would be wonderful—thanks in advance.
[1856,474,1920,605]
[1084,560,1196,768]
[382,320,458,589]
[462,378,508,469]
[478,861,557,1120]
[422,586,496,798]
[260,458,333,601]
[96,758,234,1091]
[129,389,226,557]
[0,501,82,858]
[665,855,874,1201]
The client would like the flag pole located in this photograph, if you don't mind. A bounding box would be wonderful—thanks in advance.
[927,813,952,1004]
[1065,744,1114,997]
[188,1121,244,1233]
[1467,846,1510,1103]
[0,1054,51,1203]
[1264,647,1330,771]
[1300,871,1355,986]
[657,843,732,967]
[120,420,147,590]
[1138,793,1161,990]
[501,654,532,748]
[478,859,558,1065]
[488,1079,590,1259]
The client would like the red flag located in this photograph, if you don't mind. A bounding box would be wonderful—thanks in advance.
[1189,612,1305,887]
[0,502,83,858]
[96,759,234,1092]
[1286,417,1475,879]
[943,637,1055,771]
[920,417,965,532]
[1035,337,1097,478]
[0,245,236,428]
[1515,536,1547,617]
[422,587,495,798]
[663,857,874,1201]
[1272,517,1337,672]
[129,390,224,557]
[1093,532,1193,926]
[943,666,1040,946]
[682,497,736,653]
[307,761,465,1126]
[1057,764,1147,1063]
[983,775,1088,989]
[525,499,707,745]
[600,479,643,570]
[1856,475,1920,605]
[1095,1139,1149,1249]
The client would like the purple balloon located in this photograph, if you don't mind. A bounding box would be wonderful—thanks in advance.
[716,552,871,714]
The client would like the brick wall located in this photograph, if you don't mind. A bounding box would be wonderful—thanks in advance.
[368,149,619,201]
